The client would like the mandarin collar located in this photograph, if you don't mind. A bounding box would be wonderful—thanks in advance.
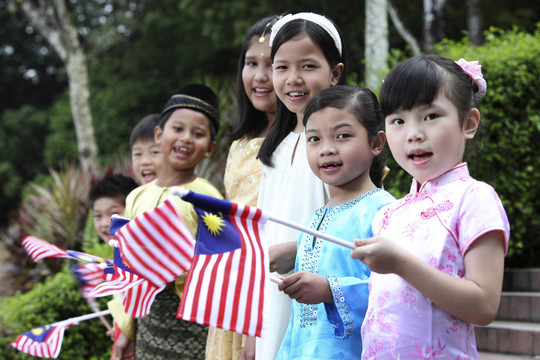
[410,163,470,194]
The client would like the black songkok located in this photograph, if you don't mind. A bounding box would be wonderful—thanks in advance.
[161,84,219,135]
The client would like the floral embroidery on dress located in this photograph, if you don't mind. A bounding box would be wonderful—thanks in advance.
[397,286,417,310]
[380,206,393,229]
[404,189,432,202]
[382,189,435,230]
[447,315,461,333]
[378,291,390,307]
[408,337,446,359]
[420,200,454,219]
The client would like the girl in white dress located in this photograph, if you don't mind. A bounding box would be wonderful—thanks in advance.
[255,12,348,360]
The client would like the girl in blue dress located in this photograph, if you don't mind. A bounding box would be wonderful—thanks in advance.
[276,85,395,359]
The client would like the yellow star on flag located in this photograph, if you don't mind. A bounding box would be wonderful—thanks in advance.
[202,212,225,237]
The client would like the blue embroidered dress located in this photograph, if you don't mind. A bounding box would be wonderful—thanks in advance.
[276,188,395,360]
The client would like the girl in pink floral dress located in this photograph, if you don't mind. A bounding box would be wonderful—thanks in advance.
[351,56,510,359]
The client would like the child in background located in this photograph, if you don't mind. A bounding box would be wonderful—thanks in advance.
[130,114,162,184]
[277,86,395,359]
[90,174,138,245]
[124,84,223,360]
[351,56,510,359]
[206,15,278,360]
[88,173,138,360]
[255,12,348,360]
[104,114,161,360]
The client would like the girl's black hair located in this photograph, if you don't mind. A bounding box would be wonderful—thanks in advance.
[380,56,478,122]
[303,85,387,188]
[257,16,349,167]
[230,16,280,141]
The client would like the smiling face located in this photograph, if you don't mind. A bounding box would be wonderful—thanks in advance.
[155,108,215,175]
[385,91,479,185]
[242,37,276,115]
[93,197,125,243]
[272,34,342,117]
[305,107,383,198]
[131,138,162,184]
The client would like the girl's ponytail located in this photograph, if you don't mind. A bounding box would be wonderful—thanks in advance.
[369,153,387,189]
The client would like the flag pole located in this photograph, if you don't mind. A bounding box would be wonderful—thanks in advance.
[265,214,355,250]
[48,309,111,328]
[171,187,355,250]
[85,297,113,331]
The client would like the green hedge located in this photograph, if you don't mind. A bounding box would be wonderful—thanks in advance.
[383,24,540,268]
[0,269,112,359]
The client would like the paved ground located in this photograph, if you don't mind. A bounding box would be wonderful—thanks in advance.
[480,352,540,359]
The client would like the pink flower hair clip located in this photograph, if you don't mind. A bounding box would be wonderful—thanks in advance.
[455,58,487,101]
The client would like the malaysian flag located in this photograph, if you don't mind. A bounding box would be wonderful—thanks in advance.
[88,249,164,318]
[71,263,105,295]
[10,324,69,359]
[71,264,113,331]
[64,250,109,264]
[22,235,109,264]
[87,247,145,298]
[10,310,111,359]
[87,217,165,318]
[22,235,67,262]
[176,190,270,337]
[114,198,195,287]
[121,278,164,318]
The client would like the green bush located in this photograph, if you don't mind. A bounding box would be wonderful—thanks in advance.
[383,24,540,267]
[0,270,112,360]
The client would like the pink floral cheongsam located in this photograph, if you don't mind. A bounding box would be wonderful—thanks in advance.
[362,163,510,360]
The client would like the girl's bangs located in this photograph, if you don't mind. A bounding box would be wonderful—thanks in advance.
[380,59,440,117]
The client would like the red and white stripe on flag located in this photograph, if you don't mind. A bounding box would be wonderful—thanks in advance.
[21,236,67,262]
[121,280,164,318]
[71,263,105,295]
[87,266,164,318]
[115,198,195,287]
[10,324,69,359]
[87,266,144,298]
[177,203,270,338]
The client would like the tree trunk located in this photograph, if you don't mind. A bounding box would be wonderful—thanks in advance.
[467,0,484,45]
[54,0,98,171]
[17,0,99,171]
[365,0,389,91]
[388,0,421,56]
[65,48,98,171]
[423,0,447,53]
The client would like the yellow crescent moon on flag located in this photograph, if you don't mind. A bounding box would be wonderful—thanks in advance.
[31,325,49,335]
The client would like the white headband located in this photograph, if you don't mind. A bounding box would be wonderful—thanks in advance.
[269,12,342,56]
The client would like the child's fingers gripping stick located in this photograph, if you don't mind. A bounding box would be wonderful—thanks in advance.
[270,275,283,286]
[354,237,370,247]
[351,237,376,261]
[274,273,300,294]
